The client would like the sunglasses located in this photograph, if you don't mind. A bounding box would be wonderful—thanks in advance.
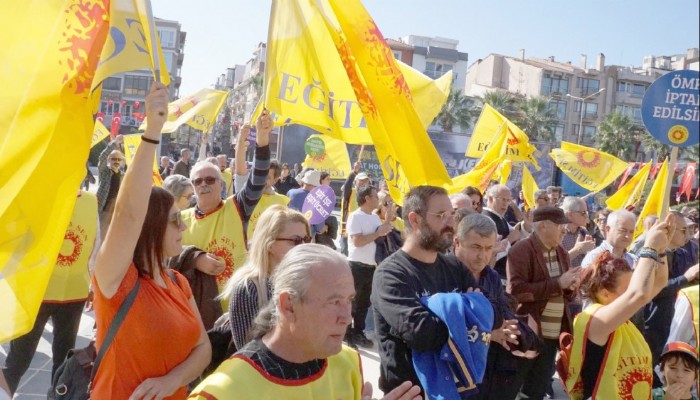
[169,211,184,227]
[192,176,217,186]
[276,236,312,246]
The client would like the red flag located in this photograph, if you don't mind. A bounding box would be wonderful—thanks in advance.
[618,162,636,189]
[134,101,141,109]
[110,112,122,137]
[677,163,697,202]
[107,99,113,106]
[120,100,126,108]
[650,162,662,180]
[696,185,700,200]
[95,112,105,123]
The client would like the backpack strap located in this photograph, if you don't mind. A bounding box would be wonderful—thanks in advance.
[89,278,141,385]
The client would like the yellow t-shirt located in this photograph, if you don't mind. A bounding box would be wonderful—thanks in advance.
[44,192,98,302]
[246,192,290,239]
[189,345,363,400]
[566,303,653,400]
[341,190,358,235]
[221,169,233,197]
[181,199,247,311]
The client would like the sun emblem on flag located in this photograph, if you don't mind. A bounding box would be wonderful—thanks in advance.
[57,230,84,267]
[58,0,109,95]
[506,127,520,146]
[617,366,651,400]
[334,32,377,118]
[576,151,600,168]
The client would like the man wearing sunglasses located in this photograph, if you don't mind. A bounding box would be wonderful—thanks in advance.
[180,112,273,313]
[96,134,125,241]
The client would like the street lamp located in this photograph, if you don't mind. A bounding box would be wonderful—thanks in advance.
[567,87,606,144]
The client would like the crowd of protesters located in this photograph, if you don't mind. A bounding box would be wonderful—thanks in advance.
[2,84,698,400]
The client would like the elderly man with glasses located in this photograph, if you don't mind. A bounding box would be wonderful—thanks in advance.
[96,134,125,241]
[180,114,272,316]
[482,184,521,281]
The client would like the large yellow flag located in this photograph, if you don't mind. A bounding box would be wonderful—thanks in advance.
[261,1,452,145]
[92,0,170,90]
[141,88,228,134]
[550,142,629,192]
[606,162,652,211]
[522,166,539,210]
[448,123,507,193]
[302,134,352,180]
[466,104,540,169]
[0,1,110,342]
[634,160,668,239]
[263,0,452,204]
[91,120,111,148]
[123,134,163,186]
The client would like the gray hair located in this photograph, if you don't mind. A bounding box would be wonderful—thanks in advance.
[486,184,510,198]
[562,196,585,212]
[534,189,548,201]
[251,244,348,338]
[457,214,497,240]
[162,174,191,198]
[450,193,472,208]
[643,214,658,230]
[190,160,224,182]
[606,209,637,228]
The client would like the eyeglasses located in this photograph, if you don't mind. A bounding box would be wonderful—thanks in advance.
[169,211,184,227]
[495,196,513,202]
[109,157,123,162]
[276,236,312,246]
[192,176,218,186]
[426,210,457,221]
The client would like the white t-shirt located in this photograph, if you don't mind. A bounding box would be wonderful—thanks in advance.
[347,209,382,265]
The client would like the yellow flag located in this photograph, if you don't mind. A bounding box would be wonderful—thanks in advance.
[467,104,540,169]
[550,141,629,192]
[499,160,512,185]
[302,134,351,181]
[0,1,110,342]
[141,88,228,134]
[123,134,163,186]
[263,0,452,204]
[447,123,507,193]
[92,0,170,90]
[91,120,111,148]
[634,160,668,239]
[522,166,539,210]
[260,0,451,146]
[606,162,652,211]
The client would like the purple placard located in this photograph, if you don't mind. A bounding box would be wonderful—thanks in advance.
[246,127,257,147]
[301,185,336,225]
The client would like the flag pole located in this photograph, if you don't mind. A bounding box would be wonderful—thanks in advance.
[143,0,165,118]
[659,146,678,220]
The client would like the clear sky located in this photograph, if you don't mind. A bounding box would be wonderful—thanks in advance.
[152,0,699,97]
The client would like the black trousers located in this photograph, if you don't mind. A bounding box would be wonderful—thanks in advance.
[348,261,375,334]
[517,338,559,400]
[2,300,85,395]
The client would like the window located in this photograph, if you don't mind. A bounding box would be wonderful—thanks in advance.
[100,102,120,114]
[163,52,174,70]
[424,62,453,79]
[632,83,646,95]
[548,99,567,120]
[577,77,600,95]
[158,29,176,48]
[573,125,597,142]
[554,124,565,141]
[392,50,401,60]
[103,77,122,91]
[616,105,642,122]
[542,73,569,95]
[123,75,152,96]
[574,101,598,119]
[616,81,647,96]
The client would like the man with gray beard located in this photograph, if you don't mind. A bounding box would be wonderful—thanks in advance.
[371,186,478,395]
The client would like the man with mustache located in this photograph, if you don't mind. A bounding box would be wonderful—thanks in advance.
[371,186,478,394]
[96,134,125,241]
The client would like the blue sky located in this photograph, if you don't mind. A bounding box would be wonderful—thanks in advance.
[152,0,699,97]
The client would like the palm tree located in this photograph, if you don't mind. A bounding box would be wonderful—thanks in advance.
[480,91,520,120]
[434,88,480,133]
[515,97,558,142]
[639,131,672,161]
[596,111,639,160]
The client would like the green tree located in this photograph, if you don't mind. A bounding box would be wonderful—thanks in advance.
[639,131,672,161]
[596,111,639,160]
[479,91,520,120]
[515,97,558,142]
[434,88,479,132]
[250,74,264,96]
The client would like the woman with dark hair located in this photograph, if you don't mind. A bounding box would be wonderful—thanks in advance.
[564,214,676,400]
[91,83,211,399]
[462,186,484,214]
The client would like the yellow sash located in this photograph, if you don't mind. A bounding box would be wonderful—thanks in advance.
[246,192,290,239]
[679,285,699,354]
[566,304,653,400]
[341,190,358,234]
[44,192,98,302]
[189,345,363,400]
[181,199,247,311]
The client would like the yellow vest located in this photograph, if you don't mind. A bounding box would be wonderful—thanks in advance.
[566,304,653,400]
[246,192,290,239]
[189,345,363,400]
[679,285,699,354]
[45,192,98,302]
[181,199,247,311]
[341,190,358,234]
[221,169,233,197]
